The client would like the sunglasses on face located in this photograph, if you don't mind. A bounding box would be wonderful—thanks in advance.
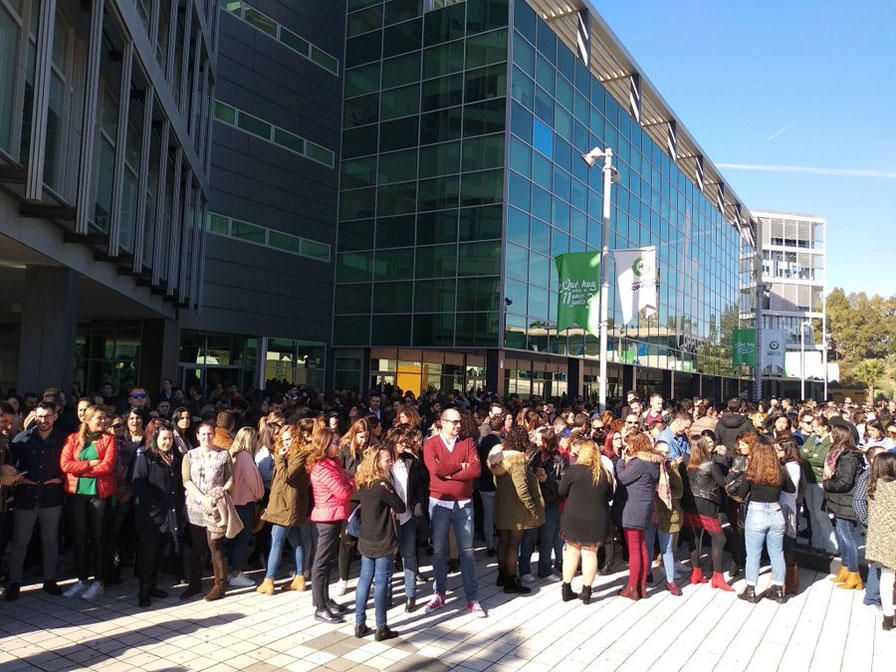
[130,393,147,399]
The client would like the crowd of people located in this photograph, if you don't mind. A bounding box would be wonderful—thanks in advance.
[1,382,895,638]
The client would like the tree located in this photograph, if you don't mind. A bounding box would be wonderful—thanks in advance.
[826,288,896,381]
[853,359,887,402]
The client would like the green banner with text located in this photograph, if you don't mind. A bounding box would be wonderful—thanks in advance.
[555,252,601,335]
[732,328,757,368]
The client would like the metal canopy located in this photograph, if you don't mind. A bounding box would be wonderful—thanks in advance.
[527,0,756,248]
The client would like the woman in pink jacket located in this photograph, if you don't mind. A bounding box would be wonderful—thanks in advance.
[308,427,355,624]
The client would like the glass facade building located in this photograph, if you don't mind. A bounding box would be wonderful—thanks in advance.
[335,0,756,401]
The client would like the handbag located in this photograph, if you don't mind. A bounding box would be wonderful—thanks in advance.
[725,469,747,503]
[346,504,361,538]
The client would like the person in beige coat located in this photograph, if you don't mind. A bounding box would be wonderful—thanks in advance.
[488,426,544,595]
[864,452,896,632]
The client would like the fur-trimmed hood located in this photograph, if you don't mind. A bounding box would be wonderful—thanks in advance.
[632,450,666,464]
[488,446,526,475]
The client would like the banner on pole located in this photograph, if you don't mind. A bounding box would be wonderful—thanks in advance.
[760,329,788,375]
[554,252,601,335]
[614,246,658,325]
[732,329,757,368]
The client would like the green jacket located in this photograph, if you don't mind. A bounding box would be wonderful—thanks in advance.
[800,433,832,483]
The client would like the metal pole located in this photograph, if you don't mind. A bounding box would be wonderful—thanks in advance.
[800,323,806,401]
[598,149,613,412]
[823,332,829,401]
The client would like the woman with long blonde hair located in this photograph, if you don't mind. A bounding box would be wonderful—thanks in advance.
[557,438,614,604]
[336,417,372,595]
[225,427,264,588]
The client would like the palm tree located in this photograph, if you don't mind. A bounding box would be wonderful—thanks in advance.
[853,359,887,402]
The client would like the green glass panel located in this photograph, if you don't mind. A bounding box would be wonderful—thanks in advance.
[372,314,412,345]
[376,215,416,248]
[213,100,236,125]
[381,84,420,120]
[346,31,383,68]
[338,219,374,251]
[386,0,423,24]
[513,30,535,75]
[514,0,536,41]
[347,5,383,37]
[460,205,502,241]
[279,28,309,56]
[465,29,507,69]
[506,207,528,246]
[381,52,421,89]
[420,106,463,144]
[334,315,371,346]
[457,241,500,276]
[415,279,457,313]
[455,312,499,347]
[417,210,458,245]
[301,239,331,260]
[504,277,527,313]
[273,127,304,153]
[269,230,301,254]
[413,314,454,347]
[374,248,414,280]
[528,251,549,287]
[337,251,374,282]
[463,98,505,137]
[422,40,465,79]
[464,64,507,103]
[460,168,504,206]
[345,63,381,97]
[335,284,371,314]
[461,134,504,172]
[456,277,499,311]
[509,135,531,175]
[422,73,463,111]
[377,181,417,216]
[340,187,376,220]
[237,112,271,139]
[423,2,465,46]
[344,93,379,128]
[244,7,277,37]
[231,220,266,243]
[341,156,378,189]
[418,174,460,211]
[415,244,457,278]
[419,140,460,178]
[467,0,509,34]
[208,213,229,235]
[383,18,422,58]
[380,115,419,153]
[506,242,527,280]
[342,125,378,158]
[378,149,418,184]
[309,45,339,75]
[373,282,413,313]
[306,141,334,167]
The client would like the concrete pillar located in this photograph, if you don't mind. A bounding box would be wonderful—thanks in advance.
[661,370,673,401]
[17,266,79,395]
[567,357,583,400]
[622,365,634,396]
[486,349,504,396]
[138,318,180,397]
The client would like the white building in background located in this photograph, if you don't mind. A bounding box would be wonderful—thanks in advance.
[754,211,833,398]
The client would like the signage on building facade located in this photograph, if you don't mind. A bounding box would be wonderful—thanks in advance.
[732,328,757,367]
[555,252,601,336]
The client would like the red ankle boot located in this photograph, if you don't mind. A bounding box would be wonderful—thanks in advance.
[618,584,640,601]
[711,572,734,592]
[691,568,708,584]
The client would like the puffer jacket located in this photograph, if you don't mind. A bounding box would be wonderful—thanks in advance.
[263,448,310,527]
[309,457,356,523]
[615,451,662,530]
[60,432,118,499]
[823,449,864,521]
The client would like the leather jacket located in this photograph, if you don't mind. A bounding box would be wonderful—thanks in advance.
[689,460,725,506]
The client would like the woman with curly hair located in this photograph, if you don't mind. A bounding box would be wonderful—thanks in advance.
[865,452,896,631]
[488,425,544,595]
[558,438,613,604]
[823,425,864,590]
[616,431,662,600]
[735,439,794,604]
[336,418,373,595]
[353,444,405,641]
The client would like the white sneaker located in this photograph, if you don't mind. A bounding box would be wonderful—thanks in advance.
[542,573,562,583]
[81,581,104,601]
[228,572,255,588]
[520,574,536,584]
[64,580,89,598]
[335,579,347,596]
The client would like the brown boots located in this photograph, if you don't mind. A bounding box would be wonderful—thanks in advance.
[785,564,800,596]
[205,539,228,602]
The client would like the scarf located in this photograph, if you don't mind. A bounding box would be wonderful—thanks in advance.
[824,442,848,480]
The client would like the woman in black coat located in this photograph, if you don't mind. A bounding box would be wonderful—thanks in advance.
[823,425,864,590]
[558,438,614,604]
[615,431,662,601]
[132,425,183,607]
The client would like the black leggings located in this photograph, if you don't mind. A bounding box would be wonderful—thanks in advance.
[313,522,342,609]
[338,527,356,581]
[687,526,726,573]
[497,529,525,577]
[69,495,106,582]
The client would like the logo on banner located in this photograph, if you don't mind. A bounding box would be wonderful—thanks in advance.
[614,246,658,326]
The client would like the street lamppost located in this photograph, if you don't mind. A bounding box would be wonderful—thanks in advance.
[800,320,812,401]
[582,145,618,411]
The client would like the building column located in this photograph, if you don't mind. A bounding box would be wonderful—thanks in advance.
[138,318,180,395]
[567,357,583,400]
[622,365,634,396]
[486,349,504,397]
[17,266,79,395]
[661,370,672,401]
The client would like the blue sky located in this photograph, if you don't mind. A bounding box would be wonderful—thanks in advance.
[596,0,896,296]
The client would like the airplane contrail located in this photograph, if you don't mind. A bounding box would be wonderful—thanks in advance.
[717,163,896,179]
[765,124,793,141]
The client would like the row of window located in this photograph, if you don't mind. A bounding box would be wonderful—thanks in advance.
[223,0,339,75]
[207,212,331,262]
[213,100,335,168]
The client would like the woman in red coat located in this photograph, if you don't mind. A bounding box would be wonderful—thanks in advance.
[60,405,117,601]
[308,427,356,624]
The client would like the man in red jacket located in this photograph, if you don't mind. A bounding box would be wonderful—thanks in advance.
[423,408,487,618]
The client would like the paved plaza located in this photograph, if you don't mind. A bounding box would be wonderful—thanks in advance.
[1,547,894,672]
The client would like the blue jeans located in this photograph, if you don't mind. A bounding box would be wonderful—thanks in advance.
[833,517,859,572]
[355,555,393,628]
[430,501,477,600]
[479,491,496,550]
[656,529,676,583]
[398,518,418,599]
[745,502,786,586]
[520,503,561,577]
[265,525,305,580]
[226,504,256,573]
